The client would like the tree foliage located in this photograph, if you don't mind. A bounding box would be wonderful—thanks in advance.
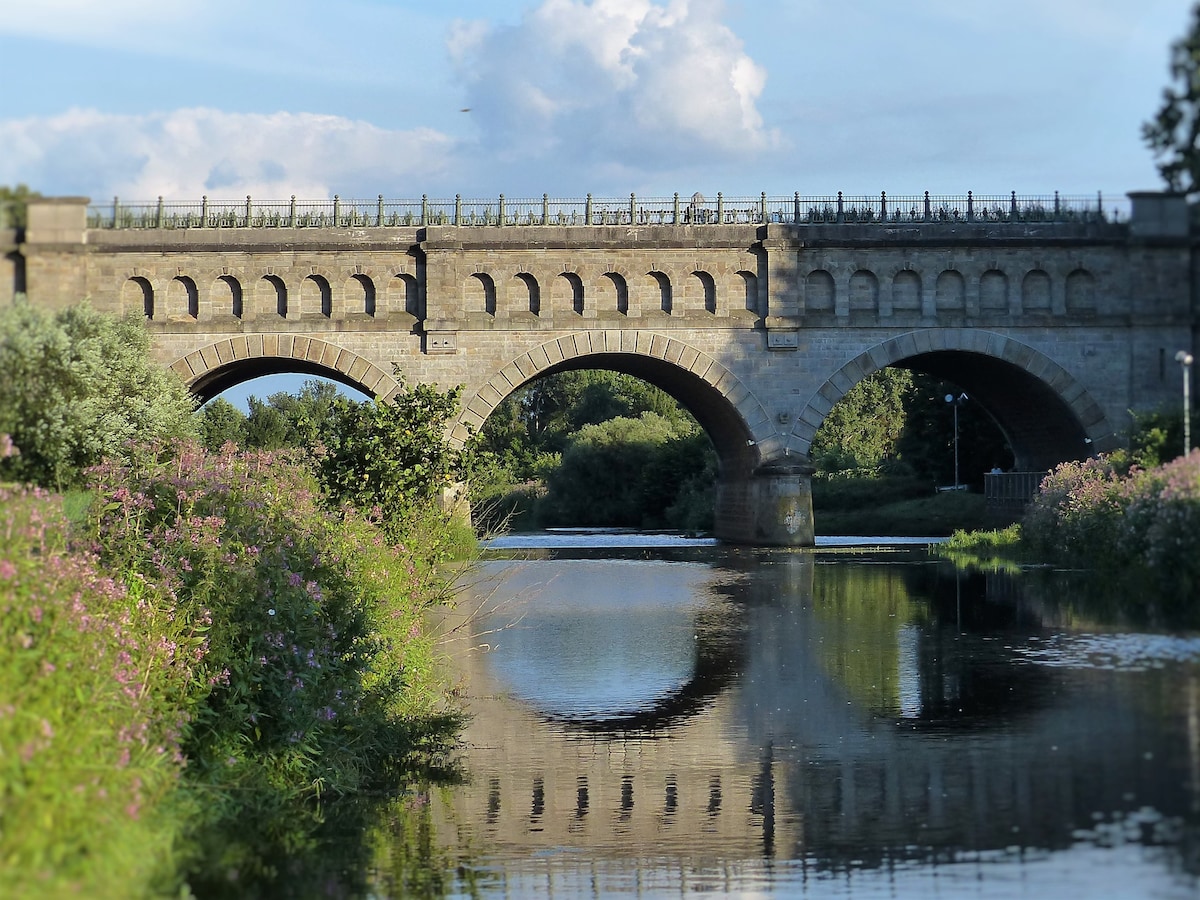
[0,184,41,229]
[0,299,198,488]
[1143,4,1200,194]
[809,369,915,472]
[475,369,718,530]
[538,412,716,529]
[316,378,474,540]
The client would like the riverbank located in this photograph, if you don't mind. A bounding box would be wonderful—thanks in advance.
[0,445,464,898]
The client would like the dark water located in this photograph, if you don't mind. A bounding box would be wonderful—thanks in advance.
[423,534,1200,898]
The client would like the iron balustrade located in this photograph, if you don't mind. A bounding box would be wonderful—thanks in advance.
[85,191,1129,230]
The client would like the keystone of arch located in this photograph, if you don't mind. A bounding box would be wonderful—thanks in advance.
[170,334,399,399]
[785,328,1114,457]
[449,330,775,453]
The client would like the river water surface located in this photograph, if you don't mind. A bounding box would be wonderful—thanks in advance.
[415,532,1200,898]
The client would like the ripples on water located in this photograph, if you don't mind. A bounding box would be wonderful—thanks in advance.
[414,532,1200,899]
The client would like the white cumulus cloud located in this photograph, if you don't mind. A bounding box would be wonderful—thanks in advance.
[0,108,459,200]
[451,0,779,182]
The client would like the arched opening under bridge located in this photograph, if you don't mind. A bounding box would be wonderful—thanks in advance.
[463,345,803,545]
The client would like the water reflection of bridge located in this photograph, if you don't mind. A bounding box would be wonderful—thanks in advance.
[433,640,799,870]
[432,553,1200,888]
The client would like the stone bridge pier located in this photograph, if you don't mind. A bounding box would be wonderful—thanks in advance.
[4,191,1194,546]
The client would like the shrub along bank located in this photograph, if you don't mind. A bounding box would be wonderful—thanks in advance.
[1,440,464,898]
[935,449,1200,621]
[1020,451,1200,605]
[0,299,474,897]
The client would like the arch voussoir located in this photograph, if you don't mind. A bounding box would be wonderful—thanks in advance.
[172,335,397,400]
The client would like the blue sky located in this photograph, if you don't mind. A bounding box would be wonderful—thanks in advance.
[1,0,1193,204]
[3,0,1194,406]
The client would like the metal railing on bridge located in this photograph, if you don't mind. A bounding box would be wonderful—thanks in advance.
[85,191,1128,230]
[984,470,1047,522]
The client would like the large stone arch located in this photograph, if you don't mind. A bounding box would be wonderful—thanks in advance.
[788,329,1117,471]
[451,330,772,473]
[172,335,398,403]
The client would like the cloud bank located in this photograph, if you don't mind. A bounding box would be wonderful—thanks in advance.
[451,0,778,181]
[0,108,457,200]
[0,0,777,200]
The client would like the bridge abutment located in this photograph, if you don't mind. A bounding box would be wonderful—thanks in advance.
[715,461,816,547]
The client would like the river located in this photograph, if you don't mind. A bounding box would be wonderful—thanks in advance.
[408,531,1200,899]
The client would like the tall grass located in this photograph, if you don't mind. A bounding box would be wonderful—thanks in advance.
[1,441,464,896]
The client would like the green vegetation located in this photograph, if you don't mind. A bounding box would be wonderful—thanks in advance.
[809,370,1009,535]
[815,484,988,536]
[0,298,199,489]
[468,366,1010,536]
[935,442,1200,615]
[474,370,717,531]
[0,308,470,897]
[809,368,914,472]
[1144,3,1200,195]
[934,524,1027,574]
[0,184,40,229]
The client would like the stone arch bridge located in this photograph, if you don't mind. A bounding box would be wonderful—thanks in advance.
[3,191,1193,545]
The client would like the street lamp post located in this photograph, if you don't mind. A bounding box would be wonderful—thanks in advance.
[944,392,968,489]
[1177,350,1194,456]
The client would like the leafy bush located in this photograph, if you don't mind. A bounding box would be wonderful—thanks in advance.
[1121,452,1200,598]
[812,473,931,511]
[0,300,198,489]
[536,412,716,528]
[1020,450,1200,606]
[316,379,474,544]
[1021,457,1129,562]
[85,441,458,891]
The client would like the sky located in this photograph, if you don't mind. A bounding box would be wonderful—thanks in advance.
[3,0,1195,407]
[0,0,1195,206]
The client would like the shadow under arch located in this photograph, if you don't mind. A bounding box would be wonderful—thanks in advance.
[790,329,1117,471]
[452,331,772,478]
[171,335,398,403]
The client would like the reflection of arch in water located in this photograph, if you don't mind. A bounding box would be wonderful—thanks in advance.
[481,552,751,734]
[548,598,747,734]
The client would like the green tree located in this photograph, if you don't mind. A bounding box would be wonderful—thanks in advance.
[810,369,915,472]
[197,397,247,450]
[538,412,715,528]
[317,376,474,539]
[0,184,41,229]
[0,299,198,488]
[1143,4,1200,194]
[241,379,350,450]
